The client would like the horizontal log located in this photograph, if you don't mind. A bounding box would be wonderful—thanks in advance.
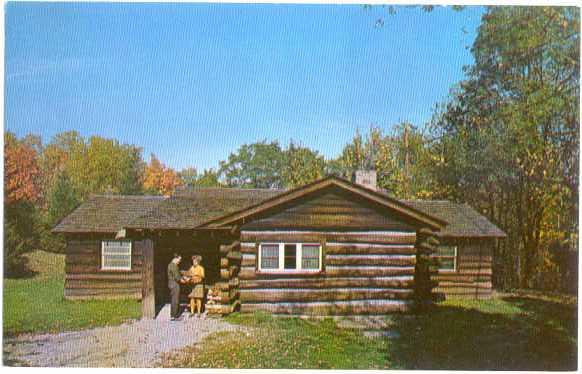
[244,212,413,231]
[240,276,414,289]
[325,243,416,255]
[456,268,493,275]
[240,266,416,279]
[434,286,492,294]
[458,262,493,271]
[432,274,492,283]
[240,299,413,315]
[65,273,143,281]
[241,231,416,245]
[325,255,416,267]
[239,267,323,280]
[459,247,492,256]
[460,255,493,262]
[241,244,257,254]
[65,254,98,265]
[65,255,143,267]
[325,266,415,277]
[67,239,101,246]
[441,293,493,300]
[240,288,414,303]
[66,246,98,255]
[241,254,256,267]
[286,205,382,215]
[66,264,141,274]
[435,281,492,289]
[66,280,142,289]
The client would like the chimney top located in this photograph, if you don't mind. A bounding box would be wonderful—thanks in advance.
[352,170,377,191]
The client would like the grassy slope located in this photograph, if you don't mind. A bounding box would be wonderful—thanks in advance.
[3,251,141,336]
[161,294,577,370]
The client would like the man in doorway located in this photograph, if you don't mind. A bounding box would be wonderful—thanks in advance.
[167,253,183,321]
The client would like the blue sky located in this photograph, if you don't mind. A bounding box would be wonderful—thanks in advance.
[6,3,484,171]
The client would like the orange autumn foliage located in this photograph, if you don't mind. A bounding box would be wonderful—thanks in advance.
[143,154,182,196]
[5,137,41,205]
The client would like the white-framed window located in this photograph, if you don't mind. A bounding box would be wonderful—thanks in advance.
[434,245,457,272]
[101,240,132,271]
[258,243,322,272]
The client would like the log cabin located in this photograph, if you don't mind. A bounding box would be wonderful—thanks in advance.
[52,173,506,317]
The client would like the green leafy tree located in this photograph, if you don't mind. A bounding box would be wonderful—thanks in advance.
[219,141,286,189]
[179,167,222,188]
[282,142,325,188]
[429,6,579,289]
[329,125,437,199]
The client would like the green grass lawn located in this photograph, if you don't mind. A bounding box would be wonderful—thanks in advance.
[161,293,577,370]
[3,251,141,336]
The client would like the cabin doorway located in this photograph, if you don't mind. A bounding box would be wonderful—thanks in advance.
[152,230,223,312]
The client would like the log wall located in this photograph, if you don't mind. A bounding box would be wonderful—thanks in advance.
[238,230,417,315]
[64,234,143,300]
[243,190,416,231]
[431,238,494,299]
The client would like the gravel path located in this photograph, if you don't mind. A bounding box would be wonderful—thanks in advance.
[4,312,240,368]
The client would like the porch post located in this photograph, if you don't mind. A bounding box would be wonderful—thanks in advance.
[141,238,156,319]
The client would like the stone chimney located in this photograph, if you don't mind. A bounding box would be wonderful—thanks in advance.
[352,170,377,191]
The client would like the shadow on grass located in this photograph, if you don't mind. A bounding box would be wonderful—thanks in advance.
[386,296,577,370]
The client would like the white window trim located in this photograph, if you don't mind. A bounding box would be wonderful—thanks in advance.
[435,245,457,273]
[258,242,322,272]
[101,240,132,271]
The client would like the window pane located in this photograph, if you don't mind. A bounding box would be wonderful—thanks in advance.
[261,244,279,269]
[302,245,320,269]
[102,241,131,270]
[437,245,456,257]
[284,244,297,269]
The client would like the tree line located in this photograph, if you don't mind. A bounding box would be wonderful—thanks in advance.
[5,7,579,292]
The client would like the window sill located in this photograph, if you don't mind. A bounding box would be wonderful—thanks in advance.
[256,270,323,276]
[100,268,133,272]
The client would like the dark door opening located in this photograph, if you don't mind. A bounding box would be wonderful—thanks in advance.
[153,231,222,309]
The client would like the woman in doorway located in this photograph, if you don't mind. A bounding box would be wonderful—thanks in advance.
[187,255,205,318]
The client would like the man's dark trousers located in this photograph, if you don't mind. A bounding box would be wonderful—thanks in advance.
[169,284,180,318]
[167,261,182,318]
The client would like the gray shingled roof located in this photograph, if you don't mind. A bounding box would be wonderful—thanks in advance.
[401,200,506,238]
[52,195,167,233]
[125,188,283,230]
[53,187,505,238]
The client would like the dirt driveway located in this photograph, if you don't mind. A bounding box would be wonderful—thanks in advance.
[4,314,240,367]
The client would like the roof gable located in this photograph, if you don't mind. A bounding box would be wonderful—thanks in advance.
[199,177,447,231]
